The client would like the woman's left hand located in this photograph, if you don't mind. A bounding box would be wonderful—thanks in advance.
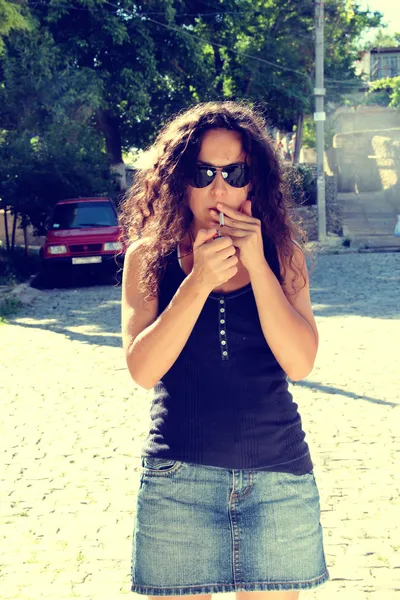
[211,201,267,273]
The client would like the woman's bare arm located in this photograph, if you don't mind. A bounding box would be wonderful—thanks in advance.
[249,241,319,381]
[121,239,210,389]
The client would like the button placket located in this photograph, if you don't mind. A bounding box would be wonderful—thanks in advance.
[218,297,229,360]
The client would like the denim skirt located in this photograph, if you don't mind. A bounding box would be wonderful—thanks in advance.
[131,456,330,595]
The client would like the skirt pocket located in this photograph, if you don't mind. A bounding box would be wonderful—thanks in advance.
[141,456,183,476]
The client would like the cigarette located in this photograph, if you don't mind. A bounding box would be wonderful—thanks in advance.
[219,211,224,227]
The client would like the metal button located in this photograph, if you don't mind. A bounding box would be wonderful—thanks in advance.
[221,340,226,345]
[220,330,225,335]
[220,299,224,304]
[220,319,225,324]
[220,308,225,313]
[222,351,228,356]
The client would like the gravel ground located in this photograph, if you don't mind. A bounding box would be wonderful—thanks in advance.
[1,253,399,600]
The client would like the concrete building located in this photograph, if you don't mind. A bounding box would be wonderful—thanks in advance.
[355,47,400,82]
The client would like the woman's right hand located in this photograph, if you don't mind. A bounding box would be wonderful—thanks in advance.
[191,228,238,292]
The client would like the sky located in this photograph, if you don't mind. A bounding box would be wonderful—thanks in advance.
[358,0,400,40]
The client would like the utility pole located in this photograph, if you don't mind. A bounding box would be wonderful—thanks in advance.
[314,0,326,241]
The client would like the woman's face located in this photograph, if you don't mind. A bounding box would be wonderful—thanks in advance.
[187,128,251,231]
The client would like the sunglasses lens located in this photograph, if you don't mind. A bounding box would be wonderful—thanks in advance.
[191,167,215,188]
[224,164,250,187]
[189,164,250,188]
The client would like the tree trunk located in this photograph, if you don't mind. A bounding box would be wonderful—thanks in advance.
[96,108,127,191]
[11,212,17,252]
[23,226,28,257]
[3,206,10,252]
[294,114,304,163]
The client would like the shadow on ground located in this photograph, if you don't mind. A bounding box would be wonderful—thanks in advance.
[9,267,123,350]
[30,265,122,290]
[8,253,400,355]
[291,380,398,408]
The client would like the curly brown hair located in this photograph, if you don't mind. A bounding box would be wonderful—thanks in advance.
[119,100,309,298]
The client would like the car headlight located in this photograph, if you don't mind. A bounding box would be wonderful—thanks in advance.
[104,242,122,251]
[48,245,67,254]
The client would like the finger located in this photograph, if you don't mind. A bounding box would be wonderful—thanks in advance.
[216,202,256,223]
[211,208,257,228]
[229,233,252,246]
[193,227,219,249]
[220,225,249,237]
[220,221,256,235]
[210,210,255,230]
[223,217,255,231]
[210,235,234,249]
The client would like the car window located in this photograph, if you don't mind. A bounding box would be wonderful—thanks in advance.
[50,202,118,229]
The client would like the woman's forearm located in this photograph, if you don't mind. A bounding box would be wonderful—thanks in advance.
[249,261,318,381]
[126,273,209,389]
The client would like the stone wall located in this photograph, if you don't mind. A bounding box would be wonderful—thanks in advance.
[371,135,400,191]
[333,127,400,193]
[333,106,400,134]
[294,174,342,241]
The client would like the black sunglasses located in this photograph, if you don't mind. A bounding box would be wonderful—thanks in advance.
[189,162,251,189]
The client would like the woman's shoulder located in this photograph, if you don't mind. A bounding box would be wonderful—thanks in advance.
[125,236,153,259]
[126,236,177,290]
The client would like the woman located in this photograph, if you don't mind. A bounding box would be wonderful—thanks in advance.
[120,101,330,600]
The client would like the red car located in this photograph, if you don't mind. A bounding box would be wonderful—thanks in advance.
[40,197,126,281]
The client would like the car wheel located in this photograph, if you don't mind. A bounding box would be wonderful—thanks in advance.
[42,262,63,288]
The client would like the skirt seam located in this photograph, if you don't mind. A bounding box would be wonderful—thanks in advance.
[131,568,330,593]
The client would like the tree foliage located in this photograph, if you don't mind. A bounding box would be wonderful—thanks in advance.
[26,0,213,155]
[0,0,385,247]
[0,0,30,55]
[363,29,400,50]
[0,29,113,241]
[368,76,400,109]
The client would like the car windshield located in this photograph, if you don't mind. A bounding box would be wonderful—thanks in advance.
[49,202,118,230]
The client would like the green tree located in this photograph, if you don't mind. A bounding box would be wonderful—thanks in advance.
[178,0,382,157]
[0,30,113,249]
[363,29,400,50]
[0,0,30,55]
[1,0,386,219]
[21,0,384,168]
[25,0,213,187]
[368,76,400,108]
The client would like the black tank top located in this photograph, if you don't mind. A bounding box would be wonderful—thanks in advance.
[141,235,313,474]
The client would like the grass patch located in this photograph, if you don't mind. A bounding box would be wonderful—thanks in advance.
[0,245,40,323]
[0,296,22,322]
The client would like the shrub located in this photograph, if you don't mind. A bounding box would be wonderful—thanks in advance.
[0,244,41,285]
[285,163,317,206]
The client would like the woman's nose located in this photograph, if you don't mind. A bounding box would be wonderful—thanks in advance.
[210,172,227,196]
